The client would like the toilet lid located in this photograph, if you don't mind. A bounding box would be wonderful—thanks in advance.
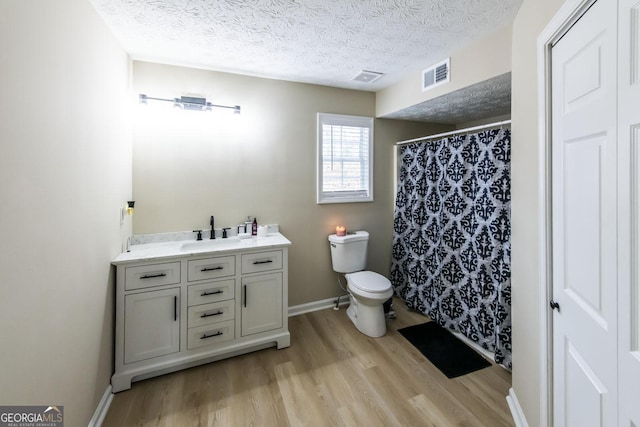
[348,271,391,293]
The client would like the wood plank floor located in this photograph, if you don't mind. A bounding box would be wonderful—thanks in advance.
[103,297,513,426]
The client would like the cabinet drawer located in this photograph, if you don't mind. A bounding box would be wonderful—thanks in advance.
[188,300,235,328]
[188,280,235,306]
[241,251,283,274]
[187,320,235,350]
[125,262,181,291]
[187,256,235,282]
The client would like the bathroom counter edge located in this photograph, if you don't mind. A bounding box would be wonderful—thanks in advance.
[112,233,292,265]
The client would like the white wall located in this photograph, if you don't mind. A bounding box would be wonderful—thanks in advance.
[0,1,131,425]
[511,0,565,425]
[132,61,451,306]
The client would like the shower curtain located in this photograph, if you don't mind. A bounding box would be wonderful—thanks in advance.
[390,128,511,368]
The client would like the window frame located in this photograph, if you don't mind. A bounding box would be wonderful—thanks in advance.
[316,113,374,204]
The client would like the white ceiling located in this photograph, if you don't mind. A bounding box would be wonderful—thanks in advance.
[90,0,522,122]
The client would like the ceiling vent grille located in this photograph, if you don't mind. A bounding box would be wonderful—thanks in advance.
[422,58,450,92]
[352,70,384,83]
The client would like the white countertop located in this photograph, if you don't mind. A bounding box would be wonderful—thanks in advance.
[112,232,292,265]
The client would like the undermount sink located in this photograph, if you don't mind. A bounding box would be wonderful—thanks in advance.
[180,238,242,252]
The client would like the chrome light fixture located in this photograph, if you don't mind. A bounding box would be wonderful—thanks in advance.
[139,94,240,114]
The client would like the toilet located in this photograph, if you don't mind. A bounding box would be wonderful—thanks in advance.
[328,231,394,337]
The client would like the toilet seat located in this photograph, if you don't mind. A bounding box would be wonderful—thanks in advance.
[347,271,391,293]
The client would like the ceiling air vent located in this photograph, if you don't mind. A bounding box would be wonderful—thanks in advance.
[422,58,450,92]
[352,70,384,83]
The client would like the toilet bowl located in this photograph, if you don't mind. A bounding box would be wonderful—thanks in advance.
[345,271,394,337]
[328,231,394,338]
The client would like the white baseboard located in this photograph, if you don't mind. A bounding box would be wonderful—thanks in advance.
[87,384,113,427]
[288,295,350,317]
[506,387,529,427]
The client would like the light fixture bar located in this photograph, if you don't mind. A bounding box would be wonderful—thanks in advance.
[139,94,240,114]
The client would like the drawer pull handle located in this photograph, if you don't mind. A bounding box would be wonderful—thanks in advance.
[201,266,223,272]
[253,260,273,265]
[174,296,177,322]
[201,311,223,318]
[201,331,223,340]
[201,290,224,297]
[140,273,167,279]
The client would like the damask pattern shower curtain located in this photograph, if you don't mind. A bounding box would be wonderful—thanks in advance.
[390,128,511,368]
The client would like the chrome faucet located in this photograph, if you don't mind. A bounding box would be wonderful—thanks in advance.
[210,215,215,239]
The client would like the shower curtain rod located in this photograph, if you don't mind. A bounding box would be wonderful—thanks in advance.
[396,119,512,146]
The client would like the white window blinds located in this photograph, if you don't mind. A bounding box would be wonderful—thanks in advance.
[317,113,373,204]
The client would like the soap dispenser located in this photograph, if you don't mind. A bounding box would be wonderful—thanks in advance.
[252,217,258,236]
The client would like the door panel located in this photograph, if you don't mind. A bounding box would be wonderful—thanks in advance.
[620,0,640,424]
[563,136,604,316]
[551,0,618,425]
[563,35,606,113]
[565,341,607,427]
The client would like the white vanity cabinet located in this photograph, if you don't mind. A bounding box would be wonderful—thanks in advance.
[111,234,290,392]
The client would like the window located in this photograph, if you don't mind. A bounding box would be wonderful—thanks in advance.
[317,113,373,204]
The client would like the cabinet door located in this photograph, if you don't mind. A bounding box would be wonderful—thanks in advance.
[124,288,180,364]
[241,272,283,336]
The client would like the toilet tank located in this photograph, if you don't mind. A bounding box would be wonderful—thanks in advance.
[328,231,369,273]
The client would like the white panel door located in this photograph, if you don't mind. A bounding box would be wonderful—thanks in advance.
[551,0,618,425]
[619,0,640,424]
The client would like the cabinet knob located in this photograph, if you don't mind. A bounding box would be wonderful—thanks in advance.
[549,300,560,311]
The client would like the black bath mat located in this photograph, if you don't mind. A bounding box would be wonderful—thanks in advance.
[398,322,491,378]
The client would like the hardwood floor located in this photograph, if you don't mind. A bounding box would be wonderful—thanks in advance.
[103,297,513,426]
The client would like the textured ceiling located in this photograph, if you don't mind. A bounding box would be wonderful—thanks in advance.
[383,73,512,123]
[90,0,522,92]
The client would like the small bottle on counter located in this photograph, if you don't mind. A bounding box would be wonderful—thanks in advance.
[252,217,258,236]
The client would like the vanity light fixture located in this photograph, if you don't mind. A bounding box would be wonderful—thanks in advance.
[139,94,241,114]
